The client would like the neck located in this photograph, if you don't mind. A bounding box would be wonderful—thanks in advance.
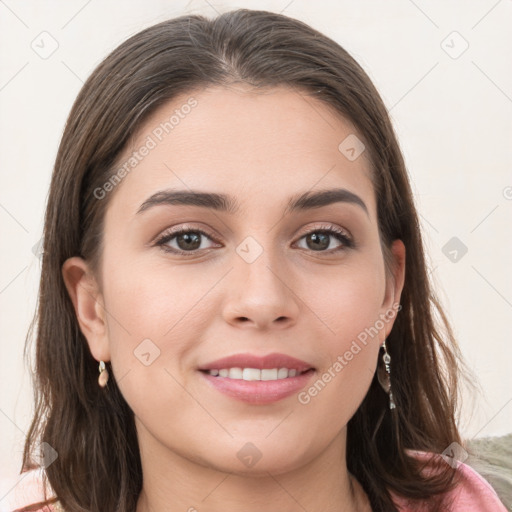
[135,422,371,512]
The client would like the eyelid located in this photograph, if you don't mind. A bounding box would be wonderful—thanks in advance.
[296,222,352,241]
[153,224,221,250]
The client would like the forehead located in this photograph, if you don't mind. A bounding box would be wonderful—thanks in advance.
[107,84,375,218]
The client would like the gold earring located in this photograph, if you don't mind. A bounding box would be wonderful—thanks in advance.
[98,360,109,388]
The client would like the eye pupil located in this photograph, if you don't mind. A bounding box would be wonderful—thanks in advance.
[307,232,330,251]
[177,232,201,250]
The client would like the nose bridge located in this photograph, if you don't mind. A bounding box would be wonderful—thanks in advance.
[235,234,285,297]
[222,233,299,327]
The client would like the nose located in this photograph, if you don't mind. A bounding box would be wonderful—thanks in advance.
[221,246,300,330]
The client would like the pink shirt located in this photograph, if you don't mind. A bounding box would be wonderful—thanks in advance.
[390,454,507,510]
[6,454,507,511]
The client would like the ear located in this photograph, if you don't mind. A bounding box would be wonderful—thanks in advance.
[61,256,110,362]
[380,239,406,338]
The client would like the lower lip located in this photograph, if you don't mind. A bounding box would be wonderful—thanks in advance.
[199,369,315,404]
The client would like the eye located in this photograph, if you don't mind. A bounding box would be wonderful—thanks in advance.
[155,226,221,255]
[154,223,354,256]
[295,224,353,253]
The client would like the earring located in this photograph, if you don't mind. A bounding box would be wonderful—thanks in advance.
[377,339,396,409]
[98,360,109,388]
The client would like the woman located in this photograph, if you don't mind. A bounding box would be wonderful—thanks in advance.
[15,8,507,512]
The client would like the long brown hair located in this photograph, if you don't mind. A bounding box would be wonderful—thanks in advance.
[21,8,473,511]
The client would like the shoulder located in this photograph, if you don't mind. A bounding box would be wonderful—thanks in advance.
[2,468,62,512]
[390,450,508,511]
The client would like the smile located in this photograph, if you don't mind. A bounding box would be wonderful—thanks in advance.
[203,367,308,380]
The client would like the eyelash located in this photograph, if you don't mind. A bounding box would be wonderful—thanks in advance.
[154,224,354,256]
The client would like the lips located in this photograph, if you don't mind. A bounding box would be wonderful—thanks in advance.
[197,352,315,373]
[197,352,316,404]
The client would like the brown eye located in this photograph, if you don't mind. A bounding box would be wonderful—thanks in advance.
[155,228,221,254]
[305,232,330,251]
[296,226,353,253]
[175,232,202,251]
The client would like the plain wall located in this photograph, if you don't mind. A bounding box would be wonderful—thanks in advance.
[1,0,511,502]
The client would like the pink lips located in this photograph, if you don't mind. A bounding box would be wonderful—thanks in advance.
[198,352,315,405]
[198,352,314,373]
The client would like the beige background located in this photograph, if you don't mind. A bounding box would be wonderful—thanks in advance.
[1,0,511,506]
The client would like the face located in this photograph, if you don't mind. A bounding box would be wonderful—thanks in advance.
[65,85,405,476]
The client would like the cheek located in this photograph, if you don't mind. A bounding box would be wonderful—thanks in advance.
[101,260,213,433]
[100,253,219,381]
[102,248,216,330]
[294,254,386,410]
[303,253,387,344]
[293,268,386,427]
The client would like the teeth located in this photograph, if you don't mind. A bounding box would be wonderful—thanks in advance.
[261,369,277,380]
[277,368,288,379]
[206,367,302,380]
[242,368,260,380]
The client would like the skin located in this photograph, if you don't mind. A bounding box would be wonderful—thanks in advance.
[63,84,405,512]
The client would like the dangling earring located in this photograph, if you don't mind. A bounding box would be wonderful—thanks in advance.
[377,339,396,409]
[98,360,109,388]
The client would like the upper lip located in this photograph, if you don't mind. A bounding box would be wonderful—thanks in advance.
[198,352,314,373]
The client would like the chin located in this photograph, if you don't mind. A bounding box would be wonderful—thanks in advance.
[192,442,311,477]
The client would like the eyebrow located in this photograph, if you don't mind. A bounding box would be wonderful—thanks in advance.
[136,187,369,217]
